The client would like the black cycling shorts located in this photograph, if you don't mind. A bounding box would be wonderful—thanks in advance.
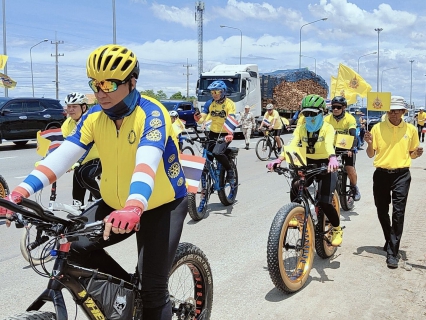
[272,128,282,137]
[341,152,356,167]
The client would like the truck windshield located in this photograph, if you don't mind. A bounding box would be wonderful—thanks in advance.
[198,77,240,95]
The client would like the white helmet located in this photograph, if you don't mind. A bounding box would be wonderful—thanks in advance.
[169,110,178,117]
[65,92,88,105]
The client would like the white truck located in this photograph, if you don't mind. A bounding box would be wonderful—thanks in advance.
[196,64,262,133]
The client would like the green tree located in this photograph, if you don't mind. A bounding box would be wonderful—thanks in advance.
[140,89,168,101]
[170,91,184,100]
[140,89,156,99]
[156,90,167,100]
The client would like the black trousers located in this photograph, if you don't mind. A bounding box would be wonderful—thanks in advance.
[373,169,411,257]
[417,124,425,141]
[207,131,232,171]
[69,197,188,319]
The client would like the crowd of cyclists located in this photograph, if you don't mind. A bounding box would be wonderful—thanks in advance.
[0,42,423,319]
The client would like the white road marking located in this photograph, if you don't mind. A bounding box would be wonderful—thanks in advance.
[0,157,17,160]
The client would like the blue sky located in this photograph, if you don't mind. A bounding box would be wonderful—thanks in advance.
[3,0,426,106]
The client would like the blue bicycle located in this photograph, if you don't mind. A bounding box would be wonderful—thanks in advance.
[187,131,239,221]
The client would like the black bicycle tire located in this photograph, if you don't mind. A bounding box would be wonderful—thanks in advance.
[169,242,213,319]
[3,311,57,320]
[187,171,211,221]
[339,171,354,211]
[267,203,315,293]
[255,137,272,161]
[181,146,195,156]
[0,174,9,198]
[315,190,341,259]
[218,160,238,206]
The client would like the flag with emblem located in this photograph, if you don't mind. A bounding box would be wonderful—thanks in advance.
[367,92,391,111]
[223,114,239,134]
[337,63,372,98]
[0,55,8,69]
[0,72,17,89]
[39,128,64,155]
[180,154,206,193]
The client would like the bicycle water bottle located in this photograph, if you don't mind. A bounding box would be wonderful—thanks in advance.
[310,204,318,225]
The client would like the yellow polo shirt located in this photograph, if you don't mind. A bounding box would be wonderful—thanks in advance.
[263,110,283,130]
[371,117,419,169]
[417,111,426,126]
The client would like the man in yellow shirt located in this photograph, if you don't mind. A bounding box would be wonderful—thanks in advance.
[267,94,343,246]
[415,107,426,142]
[365,96,423,269]
[258,103,283,153]
[324,96,361,201]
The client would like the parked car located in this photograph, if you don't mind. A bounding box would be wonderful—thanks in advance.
[160,100,197,129]
[0,97,67,146]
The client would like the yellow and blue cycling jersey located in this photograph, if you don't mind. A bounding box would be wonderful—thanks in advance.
[61,117,99,164]
[198,98,236,133]
[15,94,187,211]
[287,122,336,160]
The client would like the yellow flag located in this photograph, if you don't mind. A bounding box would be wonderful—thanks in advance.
[367,92,391,111]
[0,72,17,89]
[337,63,372,97]
[172,119,185,135]
[335,134,354,150]
[283,146,307,167]
[0,55,8,69]
[36,130,50,157]
[330,75,357,105]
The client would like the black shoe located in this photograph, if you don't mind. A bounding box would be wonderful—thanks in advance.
[383,242,388,252]
[386,255,399,269]
[245,144,249,150]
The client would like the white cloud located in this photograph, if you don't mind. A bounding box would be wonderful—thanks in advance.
[151,3,197,28]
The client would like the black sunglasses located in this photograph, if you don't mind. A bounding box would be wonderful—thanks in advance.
[303,111,320,117]
[331,105,343,110]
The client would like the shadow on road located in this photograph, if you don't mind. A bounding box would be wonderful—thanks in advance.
[0,142,37,152]
[340,209,359,222]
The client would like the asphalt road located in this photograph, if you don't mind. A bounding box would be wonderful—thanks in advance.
[0,136,425,319]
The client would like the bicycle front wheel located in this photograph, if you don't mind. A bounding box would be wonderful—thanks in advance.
[273,137,285,158]
[338,170,354,211]
[169,242,213,320]
[267,203,315,293]
[315,190,341,259]
[218,160,238,206]
[255,138,272,161]
[187,171,211,221]
[3,311,57,320]
[20,224,55,265]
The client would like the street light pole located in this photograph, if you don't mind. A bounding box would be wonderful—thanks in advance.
[380,67,397,92]
[112,0,116,44]
[424,74,426,108]
[30,39,48,97]
[220,25,242,64]
[2,0,7,97]
[410,59,414,108]
[357,51,377,74]
[374,28,383,92]
[301,54,316,74]
[299,18,327,69]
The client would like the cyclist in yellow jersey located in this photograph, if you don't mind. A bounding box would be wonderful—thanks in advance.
[324,96,361,201]
[267,94,343,246]
[1,44,188,319]
[365,96,423,268]
[258,103,283,152]
[415,107,426,142]
[63,92,101,205]
[194,80,237,185]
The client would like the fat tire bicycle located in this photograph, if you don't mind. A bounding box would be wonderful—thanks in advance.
[255,128,284,161]
[187,131,239,221]
[0,174,9,199]
[336,151,355,211]
[267,152,341,293]
[0,198,213,320]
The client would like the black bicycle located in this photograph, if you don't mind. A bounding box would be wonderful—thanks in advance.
[267,153,341,293]
[0,198,213,320]
[255,128,284,161]
[336,151,355,211]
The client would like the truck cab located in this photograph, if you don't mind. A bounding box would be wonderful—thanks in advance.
[196,64,261,133]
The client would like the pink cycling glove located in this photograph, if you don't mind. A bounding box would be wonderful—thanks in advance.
[0,191,23,216]
[106,206,142,231]
[267,159,282,170]
[328,156,339,172]
[225,134,233,142]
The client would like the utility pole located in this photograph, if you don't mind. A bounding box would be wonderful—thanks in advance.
[2,0,8,97]
[410,59,414,108]
[51,35,64,100]
[183,58,192,99]
[195,1,204,77]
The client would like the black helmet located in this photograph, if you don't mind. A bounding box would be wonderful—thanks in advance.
[331,96,347,107]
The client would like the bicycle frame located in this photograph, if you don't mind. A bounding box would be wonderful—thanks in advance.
[202,147,224,192]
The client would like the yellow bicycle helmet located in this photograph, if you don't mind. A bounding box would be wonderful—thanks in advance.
[86,44,140,81]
